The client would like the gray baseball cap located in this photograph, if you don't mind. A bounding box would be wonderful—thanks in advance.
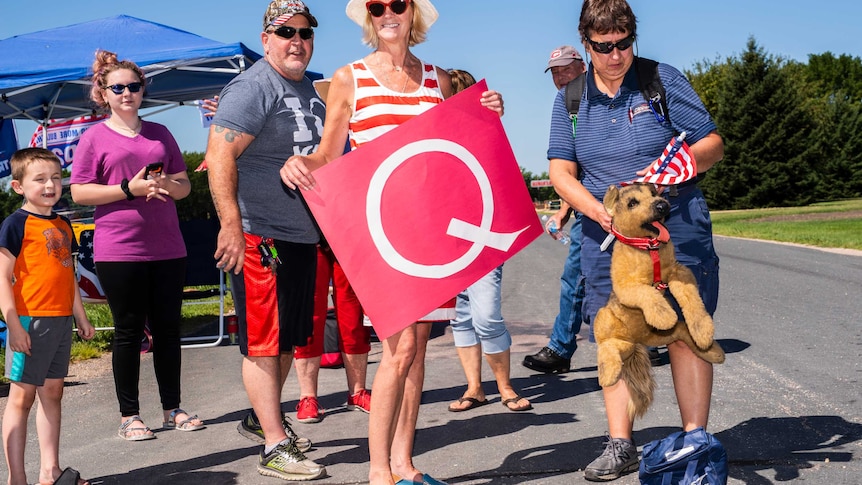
[545,45,584,72]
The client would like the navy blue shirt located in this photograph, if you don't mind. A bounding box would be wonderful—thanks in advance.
[546,59,720,327]
[547,60,716,201]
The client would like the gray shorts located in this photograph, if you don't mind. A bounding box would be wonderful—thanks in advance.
[5,316,72,386]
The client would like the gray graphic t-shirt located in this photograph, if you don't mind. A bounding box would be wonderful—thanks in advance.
[213,60,324,243]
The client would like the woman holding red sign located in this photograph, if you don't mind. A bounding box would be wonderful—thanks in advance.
[281,2,503,483]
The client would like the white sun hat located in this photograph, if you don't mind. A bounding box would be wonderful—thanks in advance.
[345,0,438,28]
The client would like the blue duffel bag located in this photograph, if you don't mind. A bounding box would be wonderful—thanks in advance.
[639,427,728,485]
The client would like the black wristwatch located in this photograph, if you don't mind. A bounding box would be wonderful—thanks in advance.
[120,178,135,200]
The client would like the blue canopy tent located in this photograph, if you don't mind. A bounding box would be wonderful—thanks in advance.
[0,15,283,349]
[0,15,262,124]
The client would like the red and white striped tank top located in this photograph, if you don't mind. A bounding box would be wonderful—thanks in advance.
[348,59,445,150]
[348,58,454,322]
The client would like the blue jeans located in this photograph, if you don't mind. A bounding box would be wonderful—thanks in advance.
[450,265,512,354]
[548,217,585,359]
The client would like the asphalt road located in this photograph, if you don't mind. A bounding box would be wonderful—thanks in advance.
[1,235,860,484]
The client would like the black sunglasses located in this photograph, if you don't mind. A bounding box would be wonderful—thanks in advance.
[586,35,635,54]
[272,26,314,40]
[105,82,143,95]
[366,0,409,17]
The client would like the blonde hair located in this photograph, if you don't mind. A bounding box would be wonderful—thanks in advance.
[360,1,429,48]
[89,50,146,111]
[10,148,61,182]
[448,69,476,94]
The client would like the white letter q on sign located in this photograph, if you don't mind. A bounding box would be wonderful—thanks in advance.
[366,139,528,279]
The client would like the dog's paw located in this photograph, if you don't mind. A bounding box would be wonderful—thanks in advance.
[598,361,623,387]
[701,342,725,364]
[645,303,678,330]
[688,314,715,349]
[597,345,624,387]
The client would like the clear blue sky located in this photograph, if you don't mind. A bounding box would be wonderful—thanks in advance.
[3,0,861,176]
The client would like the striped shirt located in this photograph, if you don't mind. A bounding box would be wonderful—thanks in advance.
[348,59,444,149]
[347,58,453,322]
[546,60,716,201]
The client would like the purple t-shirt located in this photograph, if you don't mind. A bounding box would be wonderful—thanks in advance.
[70,121,187,262]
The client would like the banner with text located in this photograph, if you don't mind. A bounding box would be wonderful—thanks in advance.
[0,119,18,178]
[29,115,108,168]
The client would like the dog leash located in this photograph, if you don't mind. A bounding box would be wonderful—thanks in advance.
[610,221,671,291]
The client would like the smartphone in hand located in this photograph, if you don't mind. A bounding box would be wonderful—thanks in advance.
[145,162,164,180]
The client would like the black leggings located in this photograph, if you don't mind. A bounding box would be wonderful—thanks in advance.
[96,258,187,416]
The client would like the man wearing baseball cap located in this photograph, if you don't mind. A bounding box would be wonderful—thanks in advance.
[523,45,587,376]
[206,0,325,480]
[545,44,586,90]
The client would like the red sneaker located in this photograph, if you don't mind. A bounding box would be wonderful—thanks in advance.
[296,396,323,423]
[346,389,371,414]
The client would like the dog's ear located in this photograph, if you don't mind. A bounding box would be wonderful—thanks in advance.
[603,185,620,216]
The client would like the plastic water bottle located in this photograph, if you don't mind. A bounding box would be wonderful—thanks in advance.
[547,220,571,246]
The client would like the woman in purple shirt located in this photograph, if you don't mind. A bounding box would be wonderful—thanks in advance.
[71,50,205,441]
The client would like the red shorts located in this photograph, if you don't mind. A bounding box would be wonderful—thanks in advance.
[230,234,316,357]
[295,247,370,358]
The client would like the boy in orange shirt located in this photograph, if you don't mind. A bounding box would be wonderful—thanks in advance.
[1,148,95,485]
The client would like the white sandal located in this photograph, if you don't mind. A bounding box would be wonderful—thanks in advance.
[163,408,205,432]
[118,415,156,441]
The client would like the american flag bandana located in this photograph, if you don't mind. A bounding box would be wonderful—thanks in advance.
[270,13,295,27]
[268,0,308,27]
[633,131,697,186]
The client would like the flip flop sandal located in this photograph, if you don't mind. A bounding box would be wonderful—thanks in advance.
[501,395,533,412]
[163,408,206,431]
[118,415,156,441]
[393,473,449,484]
[447,397,489,412]
[51,466,90,485]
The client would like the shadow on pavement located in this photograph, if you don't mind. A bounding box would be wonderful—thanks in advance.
[91,447,254,485]
[440,415,862,484]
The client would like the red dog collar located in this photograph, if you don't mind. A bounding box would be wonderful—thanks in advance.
[611,221,670,291]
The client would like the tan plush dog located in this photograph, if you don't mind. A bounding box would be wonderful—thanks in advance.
[594,183,724,419]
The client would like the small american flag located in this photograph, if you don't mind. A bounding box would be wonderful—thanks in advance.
[634,132,697,186]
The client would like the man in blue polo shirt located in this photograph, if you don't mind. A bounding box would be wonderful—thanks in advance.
[523,45,587,375]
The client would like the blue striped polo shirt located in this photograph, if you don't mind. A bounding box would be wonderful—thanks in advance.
[546,59,716,201]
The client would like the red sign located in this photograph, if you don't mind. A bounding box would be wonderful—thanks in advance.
[530,179,553,187]
[303,80,542,339]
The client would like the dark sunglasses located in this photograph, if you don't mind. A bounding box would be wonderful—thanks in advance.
[272,25,314,40]
[366,0,409,17]
[105,82,143,95]
[586,35,635,54]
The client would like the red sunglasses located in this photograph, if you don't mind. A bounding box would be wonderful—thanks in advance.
[366,0,410,17]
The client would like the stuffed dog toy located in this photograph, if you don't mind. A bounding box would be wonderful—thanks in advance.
[594,183,725,419]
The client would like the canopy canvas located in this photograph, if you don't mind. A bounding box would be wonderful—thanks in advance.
[0,15,262,124]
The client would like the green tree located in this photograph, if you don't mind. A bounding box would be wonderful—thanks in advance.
[0,185,22,219]
[806,52,862,101]
[175,151,216,221]
[700,37,817,209]
[686,56,730,117]
[807,96,862,200]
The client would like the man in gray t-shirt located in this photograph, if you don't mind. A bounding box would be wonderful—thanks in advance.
[204,0,325,480]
